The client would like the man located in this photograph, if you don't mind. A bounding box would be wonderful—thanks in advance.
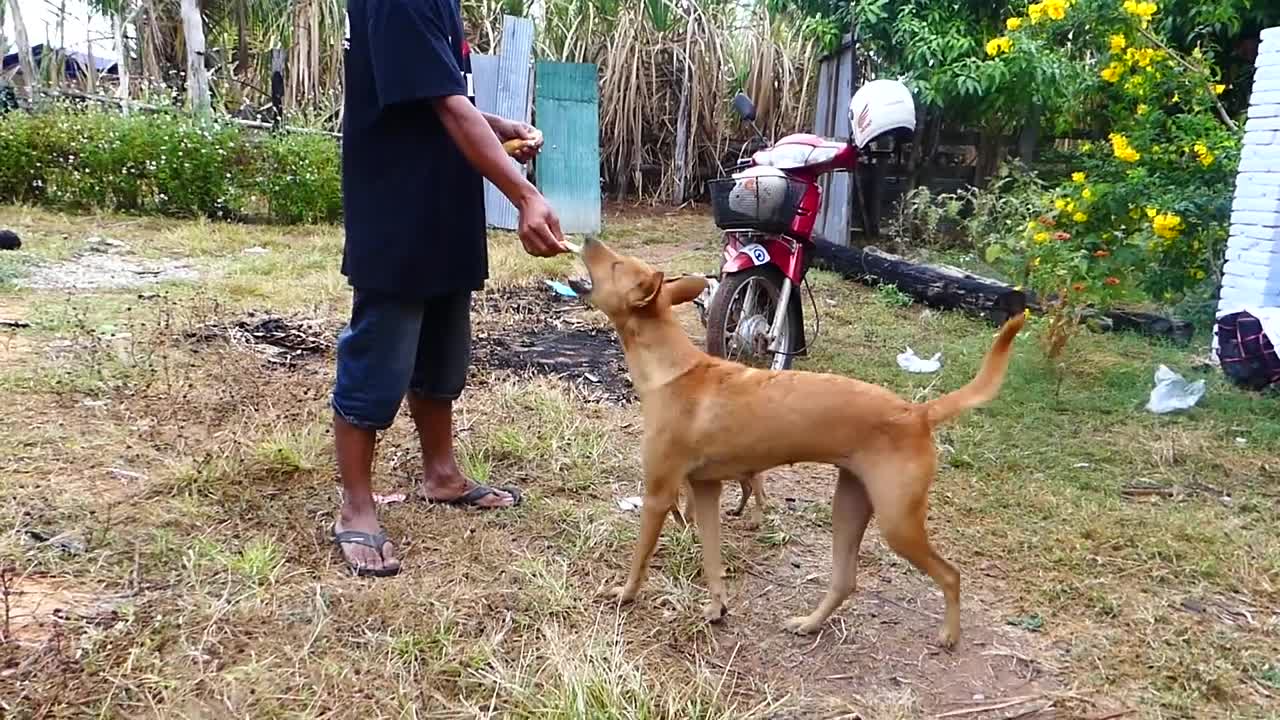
[333,0,568,576]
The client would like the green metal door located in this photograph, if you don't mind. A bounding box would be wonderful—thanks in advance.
[534,62,602,234]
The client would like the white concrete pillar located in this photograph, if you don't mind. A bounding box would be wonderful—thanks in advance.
[1220,26,1280,312]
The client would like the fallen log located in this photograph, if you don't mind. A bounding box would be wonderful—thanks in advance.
[811,240,1027,325]
[811,239,1194,343]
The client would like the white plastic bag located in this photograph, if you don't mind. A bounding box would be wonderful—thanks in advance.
[1145,364,1205,414]
[897,347,942,374]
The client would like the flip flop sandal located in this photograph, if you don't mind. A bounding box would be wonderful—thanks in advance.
[331,528,401,577]
[430,484,523,509]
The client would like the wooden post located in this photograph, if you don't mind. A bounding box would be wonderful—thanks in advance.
[7,0,38,99]
[180,0,211,117]
[672,9,694,205]
[271,49,286,127]
[1017,104,1041,164]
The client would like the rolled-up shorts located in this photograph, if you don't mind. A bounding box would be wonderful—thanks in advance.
[331,288,471,430]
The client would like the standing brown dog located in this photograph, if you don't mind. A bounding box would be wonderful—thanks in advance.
[569,237,1023,647]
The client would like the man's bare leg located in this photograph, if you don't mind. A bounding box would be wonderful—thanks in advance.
[333,414,399,573]
[408,394,515,508]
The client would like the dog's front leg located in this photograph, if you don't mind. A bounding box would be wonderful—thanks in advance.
[689,479,729,621]
[609,479,678,604]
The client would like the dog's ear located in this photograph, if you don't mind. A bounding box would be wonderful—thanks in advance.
[663,275,708,306]
[631,270,664,308]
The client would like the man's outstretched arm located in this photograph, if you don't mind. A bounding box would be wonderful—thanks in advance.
[434,95,564,257]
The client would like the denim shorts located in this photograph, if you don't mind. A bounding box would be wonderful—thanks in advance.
[331,289,472,430]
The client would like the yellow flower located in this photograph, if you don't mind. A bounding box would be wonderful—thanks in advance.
[1044,0,1067,20]
[1055,198,1068,210]
[1034,231,1050,244]
[986,36,1013,57]
[1026,220,1039,232]
[1145,207,1157,219]
[1101,63,1124,83]
[1082,187,1094,199]
[1213,83,1226,95]
[1193,142,1214,167]
[1073,211,1089,223]
[1072,171,1086,183]
[1028,2,1045,23]
[1109,133,1140,163]
[1109,34,1127,53]
[1081,142,1094,152]
[1136,103,1149,115]
[1032,256,1042,266]
[1007,17,1024,30]
[1066,200,1077,213]
[1152,212,1183,239]
[1123,0,1157,26]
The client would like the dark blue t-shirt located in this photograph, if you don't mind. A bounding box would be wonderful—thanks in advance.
[341,0,487,298]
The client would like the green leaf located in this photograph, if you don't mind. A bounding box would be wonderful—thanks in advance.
[985,244,1008,263]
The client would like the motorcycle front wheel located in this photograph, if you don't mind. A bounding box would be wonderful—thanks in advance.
[706,265,802,371]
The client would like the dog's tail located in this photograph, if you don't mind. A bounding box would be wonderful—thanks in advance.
[923,313,1025,427]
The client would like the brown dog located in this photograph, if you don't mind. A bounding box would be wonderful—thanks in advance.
[569,237,1023,647]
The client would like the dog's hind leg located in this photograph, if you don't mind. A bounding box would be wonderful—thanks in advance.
[689,479,729,621]
[785,469,871,635]
[872,471,962,649]
[729,473,763,530]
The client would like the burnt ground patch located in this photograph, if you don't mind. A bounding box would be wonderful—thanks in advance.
[471,283,633,404]
[188,283,633,402]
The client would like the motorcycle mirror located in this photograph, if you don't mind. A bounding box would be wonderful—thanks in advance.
[732,93,757,122]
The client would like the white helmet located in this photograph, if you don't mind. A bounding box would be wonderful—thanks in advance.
[727,166,789,220]
[849,79,916,149]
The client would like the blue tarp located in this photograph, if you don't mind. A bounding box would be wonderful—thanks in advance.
[2,44,119,79]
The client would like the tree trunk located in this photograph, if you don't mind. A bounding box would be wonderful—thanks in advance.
[113,4,139,113]
[7,0,38,98]
[235,0,249,74]
[180,0,211,116]
[86,27,98,94]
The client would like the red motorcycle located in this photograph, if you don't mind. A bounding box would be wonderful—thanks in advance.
[699,80,916,370]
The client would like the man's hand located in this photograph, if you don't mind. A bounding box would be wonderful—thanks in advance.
[516,193,566,257]
[490,117,543,164]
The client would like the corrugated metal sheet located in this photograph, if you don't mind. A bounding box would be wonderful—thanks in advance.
[813,37,857,245]
[534,61,602,235]
[479,15,534,230]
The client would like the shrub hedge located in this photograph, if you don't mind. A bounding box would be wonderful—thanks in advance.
[0,109,343,225]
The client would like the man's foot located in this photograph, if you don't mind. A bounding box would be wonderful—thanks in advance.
[333,512,400,577]
[418,469,520,509]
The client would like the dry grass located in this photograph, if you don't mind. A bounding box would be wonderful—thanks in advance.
[1,203,1279,718]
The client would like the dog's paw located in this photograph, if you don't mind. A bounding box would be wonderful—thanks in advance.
[606,585,637,604]
[783,615,822,635]
[702,600,728,623]
[936,625,960,650]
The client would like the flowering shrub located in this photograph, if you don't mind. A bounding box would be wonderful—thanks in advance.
[978,0,1241,338]
[0,109,343,224]
[255,133,344,225]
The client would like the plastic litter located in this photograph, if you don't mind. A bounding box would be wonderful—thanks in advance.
[544,279,578,298]
[897,347,942,373]
[1145,364,1205,414]
[617,496,644,511]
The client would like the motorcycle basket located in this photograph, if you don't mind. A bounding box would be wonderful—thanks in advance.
[708,176,807,235]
